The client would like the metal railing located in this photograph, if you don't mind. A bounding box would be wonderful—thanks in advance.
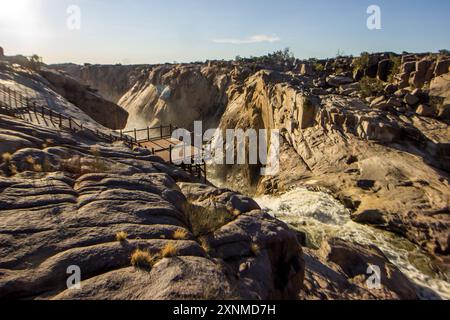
[0,83,207,182]
[120,124,175,143]
[0,83,135,148]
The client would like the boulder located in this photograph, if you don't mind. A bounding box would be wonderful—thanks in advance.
[409,58,433,88]
[300,63,314,76]
[397,72,411,89]
[384,83,398,95]
[300,238,419,300]
[400,61,416,74]
[326,75,354,87]
[370,96,393,110]
[377,59,393,82]
[434,59,450,77]
[429,73,450,120]
[339,82,360,95]
[416,104,437,117]
[324,239,418,300]
[404,92,420,106]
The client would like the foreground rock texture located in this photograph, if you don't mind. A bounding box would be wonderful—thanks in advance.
[0,114,304,300]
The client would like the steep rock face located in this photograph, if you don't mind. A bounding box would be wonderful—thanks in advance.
[51,64,147,104]
[0,63,116,131]
[0,114,304,300]
[39,68,129,130]
[215,69,450,265]
[117,64,231,130]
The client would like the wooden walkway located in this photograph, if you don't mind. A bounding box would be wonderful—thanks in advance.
[121,127,206,181]
[0,83,207,182]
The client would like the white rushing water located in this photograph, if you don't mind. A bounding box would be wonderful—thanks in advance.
[254,187,450,300]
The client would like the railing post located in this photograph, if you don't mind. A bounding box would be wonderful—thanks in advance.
[169,144,172,164]
[147,126,150,141]
[203,162,207,183]
[169,124,173,136]
[134,128,137,142]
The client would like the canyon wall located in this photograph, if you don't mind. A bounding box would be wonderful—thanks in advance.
[53,54,450,267]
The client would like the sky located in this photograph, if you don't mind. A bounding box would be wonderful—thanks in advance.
[0,0,449,65]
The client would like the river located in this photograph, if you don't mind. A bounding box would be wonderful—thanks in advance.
[254,187,450,300]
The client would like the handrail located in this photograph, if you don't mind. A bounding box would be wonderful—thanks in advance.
[0,83,207,181]
[0,83,136,147]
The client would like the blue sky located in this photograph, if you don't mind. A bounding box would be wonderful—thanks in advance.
[1,0,449,64]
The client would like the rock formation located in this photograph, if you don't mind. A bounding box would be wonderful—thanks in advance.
[15,50,447,299]
[0,113,304,300]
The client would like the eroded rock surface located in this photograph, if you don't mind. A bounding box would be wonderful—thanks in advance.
[0,114,304,300]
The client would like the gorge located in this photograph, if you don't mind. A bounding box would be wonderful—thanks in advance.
[0,50,449,300]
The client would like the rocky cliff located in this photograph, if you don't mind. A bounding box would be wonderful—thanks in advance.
[55,52,450,278]
[3,52,446,299]
[0,113,305,300]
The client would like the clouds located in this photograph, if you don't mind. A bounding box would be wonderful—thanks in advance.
[213,34,281,44]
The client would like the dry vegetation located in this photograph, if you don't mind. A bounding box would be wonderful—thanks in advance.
[251,243,261,256]
[161,242,178,258]
[172,229,189,240]
[116,231,128,242]
[130,249,156,271]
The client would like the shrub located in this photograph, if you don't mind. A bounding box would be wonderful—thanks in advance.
[2,152,12,163]
[359,76,385,97]
[161,242,178,258]
[251,243,261,256]
[116,231,128,242]
[314,63,324,72]
[173,229,189,240]
[131,249,156,270]
[353,52,370,74]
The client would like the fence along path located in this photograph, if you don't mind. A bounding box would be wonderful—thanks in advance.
[0,83,207,181]
[0,83,135,147]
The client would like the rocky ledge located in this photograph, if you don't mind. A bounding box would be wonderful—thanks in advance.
[0,114,303,299]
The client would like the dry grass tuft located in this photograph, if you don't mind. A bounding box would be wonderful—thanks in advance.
[116,231,128,242]
[26,155,35,165]
[199,237,211,254]
[173,229,189,240]
[251,243,261,256]
[131,249,156,271]
[2,152,12,163]
[33,164,43,172]
[9,164,17,175]
[161,242,178,258]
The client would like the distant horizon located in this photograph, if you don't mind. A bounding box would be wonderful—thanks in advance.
[1,0,449,65]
